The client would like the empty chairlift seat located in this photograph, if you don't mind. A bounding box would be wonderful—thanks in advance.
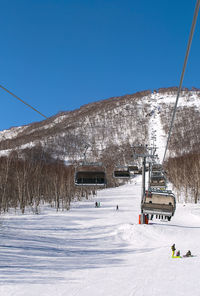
[150,166,167,189]
[150,175,167,188]
[128,165,139,174]
[75,165,106,186]
[113,166,130,178]
[141,189,176,220]
[152,164,163,172]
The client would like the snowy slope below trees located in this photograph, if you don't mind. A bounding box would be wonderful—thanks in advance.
[1,175,200,296]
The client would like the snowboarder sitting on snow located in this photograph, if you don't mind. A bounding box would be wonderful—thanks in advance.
[176,250,180,257]
[185,250,192,257]
[171,244,176,257]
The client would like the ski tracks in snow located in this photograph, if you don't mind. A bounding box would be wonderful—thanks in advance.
[1,178,200,295]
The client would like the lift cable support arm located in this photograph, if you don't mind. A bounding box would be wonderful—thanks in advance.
[132,145,158,224]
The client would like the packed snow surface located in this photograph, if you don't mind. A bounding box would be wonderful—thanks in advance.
[1,176,200,296]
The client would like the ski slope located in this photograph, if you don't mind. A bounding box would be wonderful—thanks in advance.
[1,176,200,296]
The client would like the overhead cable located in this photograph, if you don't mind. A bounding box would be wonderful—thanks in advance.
[162,0,200,164]
[0,84,47,119]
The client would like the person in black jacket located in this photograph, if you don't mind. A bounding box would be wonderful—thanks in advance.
[185,250,192,257]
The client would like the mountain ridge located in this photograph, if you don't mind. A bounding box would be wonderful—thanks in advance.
[0,87,200,163]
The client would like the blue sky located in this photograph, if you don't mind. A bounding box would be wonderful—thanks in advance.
[1,0,200,130]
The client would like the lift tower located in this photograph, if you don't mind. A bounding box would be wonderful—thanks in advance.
[132,145,157,224]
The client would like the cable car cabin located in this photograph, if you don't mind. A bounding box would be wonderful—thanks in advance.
[141,189,176,221]
[113,168,130,178]
[75,165,106,186]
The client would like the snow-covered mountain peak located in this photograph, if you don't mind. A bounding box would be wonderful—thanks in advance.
[0,87,200,162]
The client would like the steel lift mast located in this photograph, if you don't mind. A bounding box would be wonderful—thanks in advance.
[132,145,157,224]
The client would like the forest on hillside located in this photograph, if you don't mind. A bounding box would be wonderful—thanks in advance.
[162,102,200,203]
[0,144,134,214]
[165,153,200,203]
[1,88,200,212]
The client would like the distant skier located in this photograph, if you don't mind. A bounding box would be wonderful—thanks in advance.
[95,201,98,208]
[171,244,176,257]
[116,205,119,211]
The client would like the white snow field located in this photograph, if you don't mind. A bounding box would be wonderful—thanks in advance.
[1,176,200,296]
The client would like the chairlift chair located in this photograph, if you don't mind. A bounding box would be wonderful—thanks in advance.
[150,175,167,189]
[152,163,163,172]
[75,163,106,186]
[113,166,130,178]
[141,189,176,220]
[150,163,167,189]
[151,171,162,177]
[128,165,139,174]
[138,167,142,175]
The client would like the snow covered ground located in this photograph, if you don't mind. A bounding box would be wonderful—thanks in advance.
[1,176,200,296]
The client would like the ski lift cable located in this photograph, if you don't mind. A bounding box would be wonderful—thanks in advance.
[0,84,47,119]
[162,0,200,164]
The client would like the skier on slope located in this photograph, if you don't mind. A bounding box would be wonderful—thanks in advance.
[171,244,176,257]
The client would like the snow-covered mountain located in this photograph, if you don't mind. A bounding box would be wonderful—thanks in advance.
[0,87,200,163]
